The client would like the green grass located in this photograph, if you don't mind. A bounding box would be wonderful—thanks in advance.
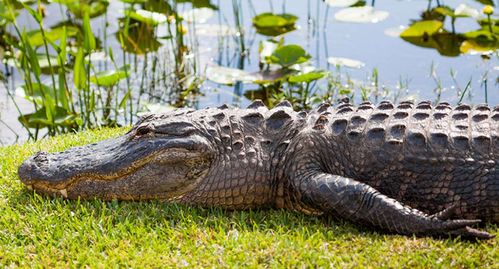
[0,129,498,268]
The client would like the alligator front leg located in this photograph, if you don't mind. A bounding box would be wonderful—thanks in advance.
[297,172,494,239]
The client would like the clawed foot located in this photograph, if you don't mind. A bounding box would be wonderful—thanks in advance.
[428,205,494,240]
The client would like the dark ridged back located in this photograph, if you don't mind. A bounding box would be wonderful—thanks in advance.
[306,100,498,220]
[310,100,498,158]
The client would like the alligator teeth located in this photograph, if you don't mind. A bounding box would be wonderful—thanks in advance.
[26,185,33,190]
[60,189,68,198]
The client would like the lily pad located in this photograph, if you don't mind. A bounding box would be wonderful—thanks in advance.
[27,26,80,47]
[124,9,167,26]
[251,69,294,83]
[53,0,109,18]
[18,83,56,106]
[435,4,479,18]
[454,4,480,18]
[90,66,129,87]
[181,8,214,23]
[36,54,59,69]
[401,33,463,57]
[19,107,81,129]
[327,57,365,68]
[460,40,497,54]
[116,23,162,54]
[84,51,109,62]
[177,0,218,10]
[461,30,499,53]
[193,24,239,36]
[384,26,407,37]
[400,20,443,37]
[253,13,298,36]
[269,45,311,68]
[138,103,175,115]
[288,71,327,83]
[21,54,61,74]
[206,65,256,85]
[120,0,147,3]
[324,0,359,7]
[259,40,280,63]
[334,6,389,23]
[474,0,495,5]
[253,13,297,28]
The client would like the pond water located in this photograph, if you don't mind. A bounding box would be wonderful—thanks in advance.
[0,0,498,144]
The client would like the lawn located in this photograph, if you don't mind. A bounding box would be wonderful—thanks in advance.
[0,128,498,267]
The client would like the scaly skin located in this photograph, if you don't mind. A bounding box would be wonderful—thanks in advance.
[18,100,499,239]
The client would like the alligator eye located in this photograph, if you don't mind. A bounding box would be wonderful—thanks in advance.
[135,125,153,137]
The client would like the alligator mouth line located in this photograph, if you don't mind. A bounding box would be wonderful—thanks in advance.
[23,149,205,194]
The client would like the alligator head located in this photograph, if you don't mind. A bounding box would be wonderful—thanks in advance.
[18,109,216,200]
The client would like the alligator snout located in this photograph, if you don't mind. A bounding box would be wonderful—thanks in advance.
[18,151,51,185]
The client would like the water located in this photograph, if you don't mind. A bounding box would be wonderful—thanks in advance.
[0,0,498,144]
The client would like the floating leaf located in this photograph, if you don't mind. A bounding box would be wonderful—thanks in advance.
[85,51,109,62]
[288,71,327,83]
[116,23,162,54]
[325,0,359,7]
[90,66,129,87]
[206,65,256,85]
[125,9,167,25]
[19,107,81,129]
[18,83,57,106]
[454,4,480,18]
[327,57,365,68]
[463,29,499,41]
[461,30,499,53]
[474,0,495,5]
[15,54,62,74]
[400,20,443,37]
[460,40,497,54]
[252,13,298,36]
[119,0,147,3]
[253,13,297,28]
[181,8,214,23]
[259,40,280,63]
[177,0,218,9]
[401,33,463,57]
[269,45,311,68]
[435,4,480,19]
[434,6,455,17]
[139,103,175,115]
[251,69,294,83]
[384,25,407,37]
[193,24,238,36]
[27,26,80,47]
[334,6,389,23]
[53,0,109,18]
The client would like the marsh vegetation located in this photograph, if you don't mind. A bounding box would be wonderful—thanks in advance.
[0,0,497,144]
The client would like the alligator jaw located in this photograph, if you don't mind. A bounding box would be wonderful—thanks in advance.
[18,133,214,200]
[18,135,132,191]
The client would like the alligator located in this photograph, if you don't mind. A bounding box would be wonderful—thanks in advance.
[18,100,498,239]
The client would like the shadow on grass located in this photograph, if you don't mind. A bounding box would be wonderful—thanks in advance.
[9,187,498,243]
[8,187,378,239]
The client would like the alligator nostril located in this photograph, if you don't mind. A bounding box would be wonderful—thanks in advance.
[33,151,48,163]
